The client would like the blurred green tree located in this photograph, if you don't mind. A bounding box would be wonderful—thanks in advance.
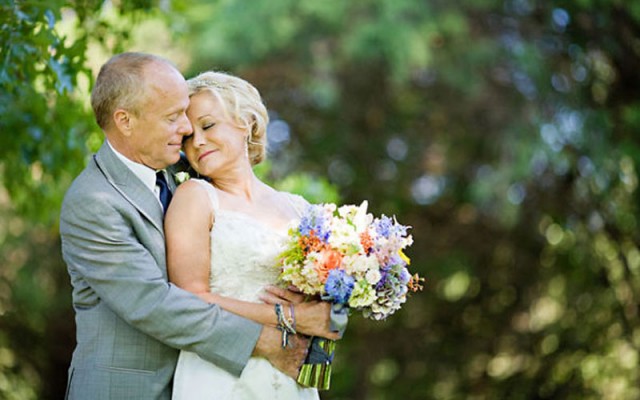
[179,0,640,399]
[0,1,175,398]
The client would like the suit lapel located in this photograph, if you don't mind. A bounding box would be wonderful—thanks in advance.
[94,143,165,235]
[167,170,177,193]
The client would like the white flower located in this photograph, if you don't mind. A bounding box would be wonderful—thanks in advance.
[352,201,373,233]
[328,219,361,255]
[336,201,373,233]
[348,279,376,308]
[174,171,191,185]
[281,256,323,295]
[342,254,378,279]
[365,268,382,285]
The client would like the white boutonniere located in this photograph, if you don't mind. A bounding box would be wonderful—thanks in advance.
[174,171,191,185]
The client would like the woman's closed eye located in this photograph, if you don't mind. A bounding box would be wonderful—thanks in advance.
[202,122,215,130]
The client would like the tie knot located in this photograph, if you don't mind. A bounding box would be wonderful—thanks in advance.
[156,171,172,214]
[156,171,168,185]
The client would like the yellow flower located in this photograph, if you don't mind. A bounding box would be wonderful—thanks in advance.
[398,249,411,265]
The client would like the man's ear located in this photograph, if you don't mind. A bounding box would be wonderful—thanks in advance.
[113,109,134,136]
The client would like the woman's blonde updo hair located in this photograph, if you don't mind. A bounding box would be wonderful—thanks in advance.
[187,71,268,166]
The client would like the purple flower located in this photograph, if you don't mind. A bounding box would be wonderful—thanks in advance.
[376,264,408,292]
[376,270,389,289]
[399,267,411,284]
[373,216,393,238]
[374,215,409,239]
[299,204,331,242]
[386,253,404,268]
[325,269,355,305]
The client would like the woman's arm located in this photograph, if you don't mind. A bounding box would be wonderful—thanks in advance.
[203,290,340,340]
[165,180,214,298]
[165,181,340,340]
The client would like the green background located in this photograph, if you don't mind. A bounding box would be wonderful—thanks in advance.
[1,0,639,399]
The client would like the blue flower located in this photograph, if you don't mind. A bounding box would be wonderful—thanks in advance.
[299,205,331,242]
[386,253,404,268]
[373,216,409,239]
[373,216,393,238]
[375,270,389,289]
[376,264,409,292]
[325,269,355,305]
[399,267,411,284]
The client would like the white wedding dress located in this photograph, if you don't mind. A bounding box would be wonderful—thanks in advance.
[172,179,319,400]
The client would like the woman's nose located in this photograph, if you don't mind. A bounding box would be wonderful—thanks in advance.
[193,130,206,146]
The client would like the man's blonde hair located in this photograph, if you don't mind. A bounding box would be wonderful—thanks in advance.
[91,52,175,131]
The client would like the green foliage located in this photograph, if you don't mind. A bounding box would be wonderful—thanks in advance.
[0,1,185,397]
[255,160,340,204]
[273,173,340,205]
[0,0,176,225]
[183,1,640,398]
[0,0,93,224]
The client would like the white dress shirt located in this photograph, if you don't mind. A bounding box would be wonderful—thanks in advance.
[107,140,166,205]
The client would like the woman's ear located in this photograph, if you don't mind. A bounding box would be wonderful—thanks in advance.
[113,109,134,136]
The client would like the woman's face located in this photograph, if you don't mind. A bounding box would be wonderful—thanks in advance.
[184,91,248,178]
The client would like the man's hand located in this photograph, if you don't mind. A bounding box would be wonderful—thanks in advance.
[252,326,309,379]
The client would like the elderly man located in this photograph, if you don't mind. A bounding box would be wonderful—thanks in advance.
[60,52,308,399]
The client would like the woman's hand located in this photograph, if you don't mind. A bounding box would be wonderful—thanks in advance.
[260,285,342,340]
[293,300,342,340]
[259,285,306,305]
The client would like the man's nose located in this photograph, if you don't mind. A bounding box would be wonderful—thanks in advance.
[178,115,193,136]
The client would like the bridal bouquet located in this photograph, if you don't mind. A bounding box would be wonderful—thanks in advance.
[278,201,423,390]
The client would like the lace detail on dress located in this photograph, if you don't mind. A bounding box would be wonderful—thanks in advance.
[189,180,309,303]
[209,211,286,302]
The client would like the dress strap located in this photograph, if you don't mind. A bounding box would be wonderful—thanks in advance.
[190,178,220,213]
[284,193,310,218]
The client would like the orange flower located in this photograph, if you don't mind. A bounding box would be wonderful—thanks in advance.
[315,249,343,283]
[298,231,327,254]
[360,231,374,254]
[408,273,425,292]
[323,249,343,270]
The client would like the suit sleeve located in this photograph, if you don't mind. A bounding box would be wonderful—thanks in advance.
[60,185,261,376]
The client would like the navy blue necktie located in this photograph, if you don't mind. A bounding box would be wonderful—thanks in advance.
[156,171,172,214]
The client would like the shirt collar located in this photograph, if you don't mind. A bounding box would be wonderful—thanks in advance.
[107,140,162,194]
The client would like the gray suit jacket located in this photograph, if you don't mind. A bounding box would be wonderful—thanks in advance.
[60,142,261,399]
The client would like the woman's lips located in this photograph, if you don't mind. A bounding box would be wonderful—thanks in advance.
[198,149,217,161]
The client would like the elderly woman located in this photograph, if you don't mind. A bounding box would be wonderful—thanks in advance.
[165,71,339,399]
